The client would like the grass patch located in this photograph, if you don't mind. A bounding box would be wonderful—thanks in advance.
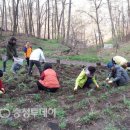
[79,111,99,124]
[1,119,19,128]
[17,97,25,106]
[74,99,88,109]
[59,118,67,129]
[67,54,99,62]
[44,99,58,108]
[104,123,118,130]
[33,94,41,102]
[123,97,130,109]
[56,108,66,119]
[104,38,113,44]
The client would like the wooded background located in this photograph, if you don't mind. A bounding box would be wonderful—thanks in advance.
[0,0,130,50]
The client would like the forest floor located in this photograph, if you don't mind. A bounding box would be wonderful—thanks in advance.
[0,63,130,130]
[0,32,130,130]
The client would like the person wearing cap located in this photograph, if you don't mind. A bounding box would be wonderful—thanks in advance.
[23,42,32,66]
[28,47,45,75]
[106,63,130,86]
[37,63,60,93]
[74,66,99,92]
[0,70,5,95]
[2,37,18,72]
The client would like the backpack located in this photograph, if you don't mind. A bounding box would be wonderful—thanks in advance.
[22,46,27,53]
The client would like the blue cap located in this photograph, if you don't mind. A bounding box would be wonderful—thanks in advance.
[107,61,114,69]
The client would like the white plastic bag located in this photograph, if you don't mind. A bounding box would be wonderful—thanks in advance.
[13,57,24,65]
[2,55,7,61]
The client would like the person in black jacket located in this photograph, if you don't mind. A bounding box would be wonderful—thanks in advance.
[2,37,18,72]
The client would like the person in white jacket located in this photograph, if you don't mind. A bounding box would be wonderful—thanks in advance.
[28,47,45,75]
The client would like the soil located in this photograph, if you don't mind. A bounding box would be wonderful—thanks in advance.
[0,63,130,130]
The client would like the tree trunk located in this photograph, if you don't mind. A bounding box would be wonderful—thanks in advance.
[94,0,103,48]
[28,0,33,36]
[47,0,50,39]
[107,0,117,45]
[0,0,5,36]
[66,0,72,44]
[36,0,41,38]
[12,0,20,35]
[44,3,47,39]
[21,0,28,35]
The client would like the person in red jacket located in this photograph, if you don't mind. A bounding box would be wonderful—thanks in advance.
[0,70,5,94]
[37,63,60,93]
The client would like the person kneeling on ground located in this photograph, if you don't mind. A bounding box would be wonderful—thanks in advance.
[0,70,5,95]
[74,66,99,92]
[110,55,130,70]
[106,62,130,86]
[37,63,60,93]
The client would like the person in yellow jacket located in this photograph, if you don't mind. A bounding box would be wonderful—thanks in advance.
[23,42,32,66]
[112,56,130,69]
[74,66,99,91]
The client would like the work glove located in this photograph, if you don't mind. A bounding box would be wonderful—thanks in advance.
[96,85,99,88]
[106,77,109,81]
[108,80,113,84]
[74,85,78,92]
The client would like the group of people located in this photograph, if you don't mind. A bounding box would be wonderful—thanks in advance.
[0,37,60,95]
[0,37,130,96]
[74,55,130,91]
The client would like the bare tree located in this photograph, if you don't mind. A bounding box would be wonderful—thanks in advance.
[12,0,20,35]
[7,0,13,31]
[21,0,28,35]
[47,0,50,39]
[66,0,72,44]
[107,0,117,46]
[0,0,5,36]
[27,0,34,36]
[44,2,47,39]
[61,0,66,43]
[4,0,7,31]
[92,0,104,48]
[127,0,130,25]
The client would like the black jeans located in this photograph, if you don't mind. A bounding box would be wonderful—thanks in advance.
[83,77,93,88]
[26,58,30,66]
[28,60,42,75]
[3,57,10,72]
[37,81,58,93]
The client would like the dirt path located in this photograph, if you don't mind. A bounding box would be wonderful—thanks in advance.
[46,57,105,66]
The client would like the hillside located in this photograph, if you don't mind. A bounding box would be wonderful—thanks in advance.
[0,33,130,130]
[0,63,130,130]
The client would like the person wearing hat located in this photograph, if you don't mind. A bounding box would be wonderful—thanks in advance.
[74,66,99,92]
[28,47,45,75]
[106,63,130,86]
[0,70,5,95]
[2,37,18,72]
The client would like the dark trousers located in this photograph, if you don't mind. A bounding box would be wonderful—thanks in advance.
[3,57,9,72]
[83,78,93,88]
[26,58,30,66]
[12,63,21,73]
[37,81,58,93]
[28,60,42,75]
